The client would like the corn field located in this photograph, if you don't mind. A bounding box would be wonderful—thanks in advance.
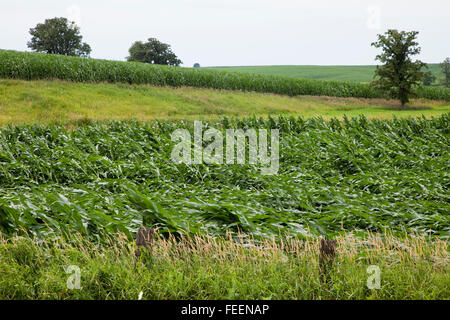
[0,115,448,241]
[1,49,449,101]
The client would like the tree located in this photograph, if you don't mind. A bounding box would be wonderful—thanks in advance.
[27,17,91,57]
[371,30,427,106]
[193,63,200,68]
[440,57,450,88]
[127,38,182,66]
[422,71,436,86]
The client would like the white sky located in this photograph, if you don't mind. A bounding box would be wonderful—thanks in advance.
[1,0,449,67]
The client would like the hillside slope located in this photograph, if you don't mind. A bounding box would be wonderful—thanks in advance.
[0,79,449,126]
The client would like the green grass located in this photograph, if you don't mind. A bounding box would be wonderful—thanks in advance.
[0,233,448,299]
[1,49,449,101]
[1,79,449,126]
[207,64,444,83]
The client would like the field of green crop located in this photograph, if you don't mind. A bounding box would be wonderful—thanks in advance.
[0,115,449,241]
[207,64,444,83]
[1,49,449,101]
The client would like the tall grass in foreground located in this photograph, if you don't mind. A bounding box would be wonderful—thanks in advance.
[1,49,449,100]
[0,231,448,299]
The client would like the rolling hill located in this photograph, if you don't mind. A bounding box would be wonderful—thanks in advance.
[207,64,443,83]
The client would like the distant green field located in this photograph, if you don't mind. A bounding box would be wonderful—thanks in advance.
[207,64,443,83]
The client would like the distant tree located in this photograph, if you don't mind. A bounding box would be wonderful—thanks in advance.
[422,71,436,86]
[27,17,91,57]
[127,38,182,66]
[193,63,200,68]
[440,57,450,88]
[371,30,427,106]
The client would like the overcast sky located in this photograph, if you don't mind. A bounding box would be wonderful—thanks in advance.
[1,0,449,67]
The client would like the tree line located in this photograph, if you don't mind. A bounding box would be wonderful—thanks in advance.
[27,17,185,67]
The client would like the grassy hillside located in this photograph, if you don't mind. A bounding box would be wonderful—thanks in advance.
[1,79,449,126]
[207,64,444,83]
